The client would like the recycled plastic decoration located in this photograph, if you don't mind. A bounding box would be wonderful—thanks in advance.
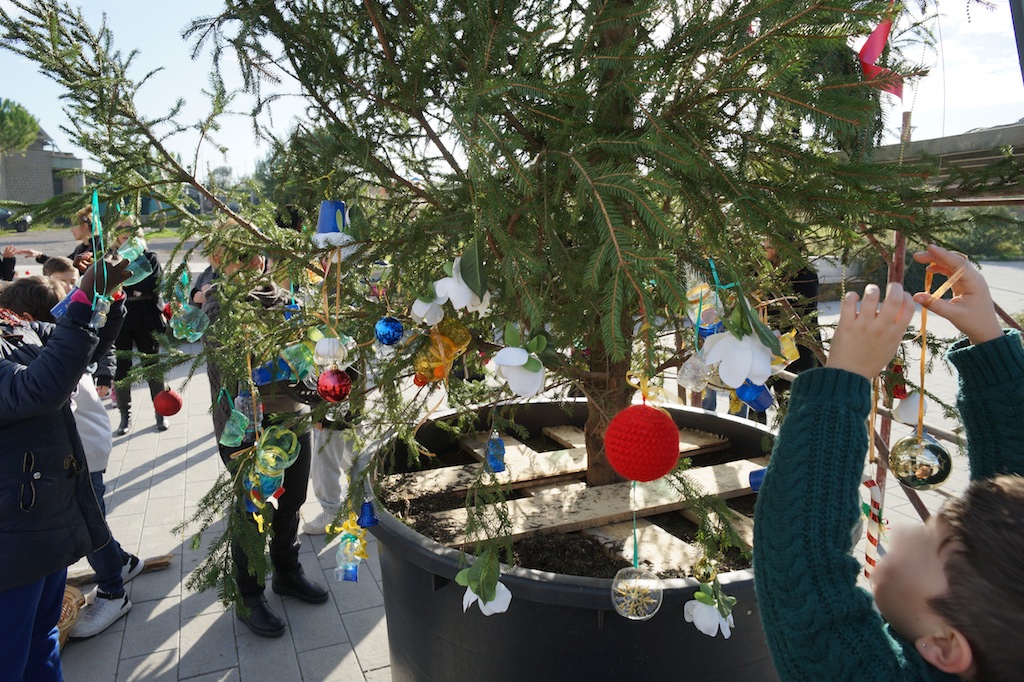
[412,317,471,385]
[611,566,663,621]
[333,512,369,582]
[169,270,210,342]
[858,8,903,99]
[244,426,301,531]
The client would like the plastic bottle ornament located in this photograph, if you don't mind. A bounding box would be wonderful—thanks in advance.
[170,305,210,342]
[314,337,348,366]
[374,317,404,346]
[121,254,154,286]
[335,538,363,582]
[485,431,506,473]
[325,402,350,422]
[116,236,146,262]
[280,342,316,383]
[735,380,774,412]
[153,389,183,417]
[219,406,251,447]
[317,367,352,402]
[889,435,952,491]
[252,356,295,386]
[677,353,710,392]
[233,390,263,446]
[413,373,430,387]
[611,567,663,621]
[604,404,680,482]
[892,391,927,425]
[357,500,380,528]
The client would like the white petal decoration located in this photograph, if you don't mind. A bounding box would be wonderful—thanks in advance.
[700,331,731,360]
[433,277,455,304]
[466,291,491,316]
[498,362,545,398]
[684,600,733,639]
[411,299,445,326]
[492,346,529,367]
[478,582,513,616]
[716,341,752,389]
[744,335,774,386]
[462,582,513,616]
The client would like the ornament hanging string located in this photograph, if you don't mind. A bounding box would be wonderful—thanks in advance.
[631,481,639,570]
[245,354,262,440]
[625,371,678,407]
[916,260,966,441]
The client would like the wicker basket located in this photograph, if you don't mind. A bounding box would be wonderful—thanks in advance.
[57,585,86,649]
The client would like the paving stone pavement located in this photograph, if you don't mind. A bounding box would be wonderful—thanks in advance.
[59,347,392,682]
[6,231,1018,681]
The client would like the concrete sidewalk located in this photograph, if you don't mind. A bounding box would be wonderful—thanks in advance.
[60,351,392,682]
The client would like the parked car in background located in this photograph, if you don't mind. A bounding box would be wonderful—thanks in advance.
[0,208,32,232]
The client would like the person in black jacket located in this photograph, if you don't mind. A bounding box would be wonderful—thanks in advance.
[201,237,328,638]
[0,258,128,682]
[110,221,169,434]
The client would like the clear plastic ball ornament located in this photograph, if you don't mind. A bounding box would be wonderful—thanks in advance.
[677,353,710,392]
[888,435,952,491]
[314,337,348,366]
[611,567,663,621]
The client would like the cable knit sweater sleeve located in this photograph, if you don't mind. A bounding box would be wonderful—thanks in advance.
[754,368,955,681]
[947,331,1024,480]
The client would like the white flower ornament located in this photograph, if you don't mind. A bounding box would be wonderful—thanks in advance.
[462,581,513,616]
[410,296,445,326]
[493,346,545,398]
[701,331,773,389]
[684,599,735,639]
[435,257,491,316]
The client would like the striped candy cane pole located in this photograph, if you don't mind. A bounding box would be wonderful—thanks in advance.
[862,479,883,579]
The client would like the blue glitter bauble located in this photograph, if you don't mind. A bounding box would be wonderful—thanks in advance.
[374,316,404,345]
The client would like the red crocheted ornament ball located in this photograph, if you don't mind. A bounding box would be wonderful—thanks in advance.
[153,389,183,416]
[603,404,680,482]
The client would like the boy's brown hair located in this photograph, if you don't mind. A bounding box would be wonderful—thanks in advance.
[41,256,75,276]
[930,474,1024,680]
[0,276,62,322]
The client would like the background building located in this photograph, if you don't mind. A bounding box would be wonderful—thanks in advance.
[0,127,84,204]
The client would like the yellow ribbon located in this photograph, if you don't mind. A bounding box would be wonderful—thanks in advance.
[625,371,681,407]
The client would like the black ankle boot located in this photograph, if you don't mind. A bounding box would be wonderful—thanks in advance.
[155,413,168,432]
[237,594,286,638]
[272,566,329,604]
[115,408,132,436]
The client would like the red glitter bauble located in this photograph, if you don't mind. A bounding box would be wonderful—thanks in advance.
[153,389,183,416]
[603,404,680,482]
[317,368,352,402]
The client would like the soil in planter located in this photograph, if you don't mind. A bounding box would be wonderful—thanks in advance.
[648,512,751,578]
[513,533,631,578]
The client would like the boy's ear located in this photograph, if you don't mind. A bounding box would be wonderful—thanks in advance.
[917,629,973,675]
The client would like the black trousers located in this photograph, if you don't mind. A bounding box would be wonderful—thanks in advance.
[218,423,311,598]
[114,326,164,401]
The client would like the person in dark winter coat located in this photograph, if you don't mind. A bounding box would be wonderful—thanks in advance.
[110,222,169,434]
[200,238,328,639]
[0,258,128,682]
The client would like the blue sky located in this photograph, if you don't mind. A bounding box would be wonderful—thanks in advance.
[1,1,1022,177]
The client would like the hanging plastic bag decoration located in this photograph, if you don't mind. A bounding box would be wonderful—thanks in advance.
[333,512,370,582]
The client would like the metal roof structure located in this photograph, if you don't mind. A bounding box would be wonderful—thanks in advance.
[873,119,1024,206]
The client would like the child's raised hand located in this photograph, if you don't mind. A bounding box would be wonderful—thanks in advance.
[911,245,1003,346]
[826,283,915,380]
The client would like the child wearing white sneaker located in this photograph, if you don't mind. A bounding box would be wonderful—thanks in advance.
[0,277,143,639]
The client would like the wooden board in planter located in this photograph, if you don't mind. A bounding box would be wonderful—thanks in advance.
[542,424,730,456]
[431,456,767,547]
[582,520,703,574]
[383,446,586,498]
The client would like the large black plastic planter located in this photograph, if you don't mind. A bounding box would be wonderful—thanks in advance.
[364,401,780,682]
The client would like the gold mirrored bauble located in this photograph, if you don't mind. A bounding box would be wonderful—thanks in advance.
[692,557,718,584]
[888,435,952,491]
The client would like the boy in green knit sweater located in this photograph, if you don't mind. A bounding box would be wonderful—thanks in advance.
[754,244,1024,681]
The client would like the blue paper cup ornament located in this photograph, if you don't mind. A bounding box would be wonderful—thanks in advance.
[736,380,773,412]
[252,357,295,386]
[374,316,404,346]
[749,467,766,493]
[313,200,354,249]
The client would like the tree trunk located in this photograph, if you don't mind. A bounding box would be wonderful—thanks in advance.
[582,351,635,487]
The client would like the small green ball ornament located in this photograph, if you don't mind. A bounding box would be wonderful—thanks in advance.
[888,435,952,491]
